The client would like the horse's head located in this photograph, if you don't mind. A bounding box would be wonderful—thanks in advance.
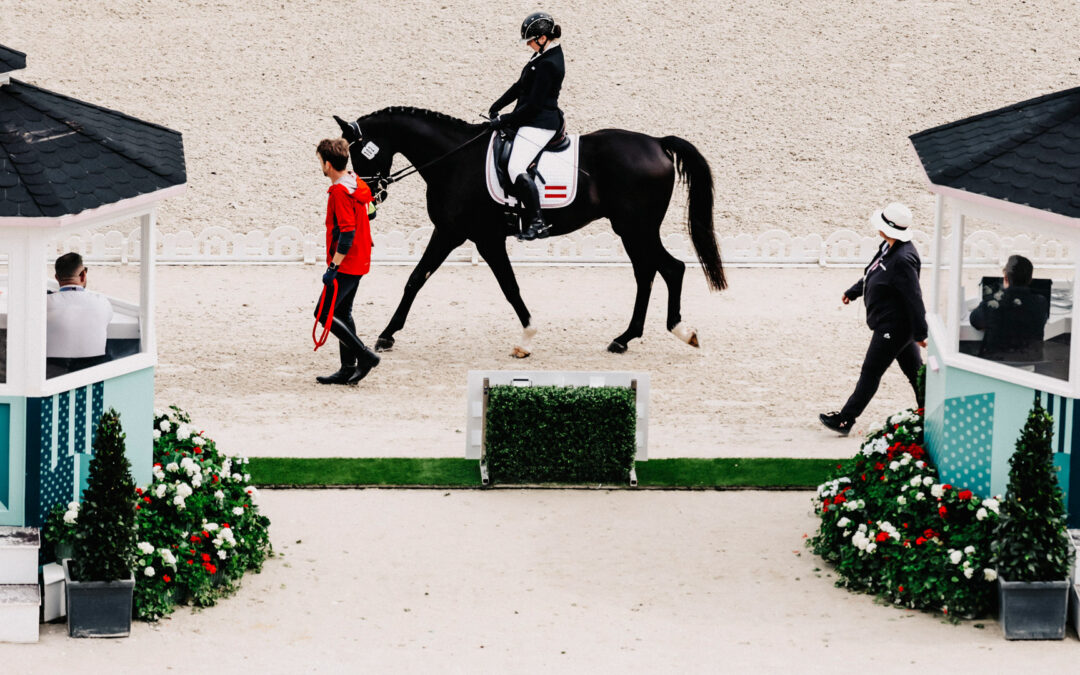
[334,114,393,189]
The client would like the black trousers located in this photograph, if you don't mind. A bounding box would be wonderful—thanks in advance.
[841,327,923,420]
[314,272,362,367]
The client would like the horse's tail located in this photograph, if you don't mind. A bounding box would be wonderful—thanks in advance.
[659,136,726,291]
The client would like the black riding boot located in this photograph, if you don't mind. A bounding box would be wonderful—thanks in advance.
[514,174,549,241]
[317,318,380,384]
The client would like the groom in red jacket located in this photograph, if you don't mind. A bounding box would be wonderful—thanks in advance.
[314,138,380,385]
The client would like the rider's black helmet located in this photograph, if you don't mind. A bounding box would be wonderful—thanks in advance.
[520,11,559,43]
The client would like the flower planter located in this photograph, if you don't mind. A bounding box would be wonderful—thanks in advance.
[998,577,1070,640]
[63,559,134,638]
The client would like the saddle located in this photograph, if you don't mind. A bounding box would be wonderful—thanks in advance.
[484,120,580,212]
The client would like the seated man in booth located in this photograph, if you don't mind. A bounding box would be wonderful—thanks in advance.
[969,254,1050,363]
[46,252,113,377]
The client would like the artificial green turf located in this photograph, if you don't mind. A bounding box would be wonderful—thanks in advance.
[248,457,842,489]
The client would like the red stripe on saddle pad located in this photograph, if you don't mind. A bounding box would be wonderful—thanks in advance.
[545,185,566,189]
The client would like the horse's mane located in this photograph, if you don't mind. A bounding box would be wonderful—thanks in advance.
[358,106,480,132]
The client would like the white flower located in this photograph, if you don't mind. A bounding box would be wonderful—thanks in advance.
[889,461,901,471]
[910,477,922,487]
[217,550,227,560]
[837,517,851,528]
[915,460,926,469]
[897,496,907,505]
[964,545,975,555]
[153,429,161,439]
[144,566,155,577]
[232,473,243,482]
[193,436,206,446]
[866,543,878,554]
[963,567,974,579]
[159,420,171,432]
[176,424,192,441]
[214,490,225,501]
[176,483,193,498]
[222,459,233,475]
[244,473,251,482]
[245,486,258,497]
[976,508,988,521]
[923,477,934,487]
[915,492,925,501]
[984,569,998,582]
[137,542,154,555]
[982,498,1000,514]
[63,510,78,524]
[205,523,219,532]
[192,475,202,488]
[68,501,79,511]
[159,549,177,567]
[930,484,944,498]
[899,456,911,466]
[232,507,244,516]
[154,408,164,418]
[172,496,186,509]
[858,523,867,533]
[155,484,167,499]
[864,437,889,456]
[949,550,963,565]
[165,462,180,473]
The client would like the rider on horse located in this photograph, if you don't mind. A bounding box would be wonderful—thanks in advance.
[488,11,565,241]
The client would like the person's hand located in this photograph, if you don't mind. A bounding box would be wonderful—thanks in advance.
[488,114,506,130]
[841,293,851,305]
[322,264,338,286]
[917,340,927,348]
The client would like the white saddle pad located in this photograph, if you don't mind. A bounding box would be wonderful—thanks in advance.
[485,131,580,209]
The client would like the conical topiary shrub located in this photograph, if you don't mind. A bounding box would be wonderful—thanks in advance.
[71,408,136,582]
[992,397,1073,581]
[991,396,1075,639]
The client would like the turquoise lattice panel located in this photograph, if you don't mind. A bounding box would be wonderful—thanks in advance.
[937,393,994,496]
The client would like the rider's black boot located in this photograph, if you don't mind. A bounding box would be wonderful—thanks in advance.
[513,174,549,241]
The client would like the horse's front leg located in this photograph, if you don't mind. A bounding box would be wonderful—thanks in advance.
[474,236,535,358]
[376,228,464,351]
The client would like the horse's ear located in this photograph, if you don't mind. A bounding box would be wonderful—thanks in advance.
[333,115,351,134]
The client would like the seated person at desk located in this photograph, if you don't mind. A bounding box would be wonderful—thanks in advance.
[46,252,113,376]
[969,255,1049,362]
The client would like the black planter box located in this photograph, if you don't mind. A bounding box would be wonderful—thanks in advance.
[62,559,134,638]
[998,577,1070,640]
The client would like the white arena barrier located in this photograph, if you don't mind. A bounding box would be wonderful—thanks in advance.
[43,226,1077,269]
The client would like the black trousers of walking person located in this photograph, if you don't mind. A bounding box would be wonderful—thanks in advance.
[314,272,367,368]
[840,327,923,420]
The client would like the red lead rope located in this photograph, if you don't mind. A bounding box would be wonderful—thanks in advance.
[312,278,338,351]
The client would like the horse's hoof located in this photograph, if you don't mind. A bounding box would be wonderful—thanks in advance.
[607,340,627,354]
[671,323,699,348]
[511,347,531,359]
[375,337,395,352]
[688,332,700,348]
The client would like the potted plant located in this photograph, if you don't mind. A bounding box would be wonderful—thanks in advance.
[64,409,137,638]
[42,501,80,563]
[991,397,1075,639]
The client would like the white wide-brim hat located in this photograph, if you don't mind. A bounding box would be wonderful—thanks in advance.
[871,202,914,242]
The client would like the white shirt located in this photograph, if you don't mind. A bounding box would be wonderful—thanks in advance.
[46,286,114,358]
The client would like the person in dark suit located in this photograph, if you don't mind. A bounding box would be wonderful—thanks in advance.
[969,255,1049,363]
[488,11,565,241]
[820,202,928,435]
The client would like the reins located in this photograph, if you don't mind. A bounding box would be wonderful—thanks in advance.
[356,129,491,191]
[312,278,338,351]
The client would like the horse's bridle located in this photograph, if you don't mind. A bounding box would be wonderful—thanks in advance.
[347,119,490,203]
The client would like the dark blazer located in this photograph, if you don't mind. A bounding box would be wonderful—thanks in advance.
[969,285,1050,361]
[489,44,565,130]
[845,239,928,342]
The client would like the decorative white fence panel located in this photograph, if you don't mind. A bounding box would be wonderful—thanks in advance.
[42,226,1078,268]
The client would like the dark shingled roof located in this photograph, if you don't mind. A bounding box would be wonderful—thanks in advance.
[0,79,185,219]
[0,45,26,73]
[910,86,1080,220]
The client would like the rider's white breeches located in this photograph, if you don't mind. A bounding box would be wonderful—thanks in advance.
[508,126,556,181]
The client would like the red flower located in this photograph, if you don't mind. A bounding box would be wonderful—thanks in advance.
[135,505,141,510]
[213,475,220,483]
[143,496,151,503]
[860,474,866,481]
[190,535,201,543]
[222,523,230,528]
[942,484,952,491]
[822,505,829,512]
[902,523,908,528]
[898,585,904,592]
[923,528,937,538]
[915,537,926,546]
[833,495,846,504]
[194,448,202,454]
[836,464,842,470]
[135,487,143,495]
[201,553,211,562]
[822,497,833,506]
[162,574,171,583]
[958,490,973,500]
[187,560,194,565]
[875,532,889,542]
[153,463,162,468]
[201,530,210,538]
[875,462,885,471]
[203,563,217,574]
[189,548,196,555]
[879,476,886,481]
[938,506,948,518]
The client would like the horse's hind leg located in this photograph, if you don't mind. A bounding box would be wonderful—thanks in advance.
[656,246,698,347]
[376,228,464,351]
[608,230,658,354]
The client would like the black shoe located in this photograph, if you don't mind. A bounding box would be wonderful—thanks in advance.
[819,411,854,435]
[520,216,551,241]
[346,352,380,384]
[316,367,358,385]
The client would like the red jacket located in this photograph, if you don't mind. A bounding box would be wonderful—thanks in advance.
[325,173,373,276]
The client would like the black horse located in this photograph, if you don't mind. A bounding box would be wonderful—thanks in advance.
[333,108,726,357]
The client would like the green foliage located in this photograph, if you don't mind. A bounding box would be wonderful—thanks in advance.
[71,409,136,582]
[808,408,1001,619]
[992,398,1075,582]
[41,501,79,561]
[485,385,636,484]
[132,406,273,621]
[249,457,481,486]
[634,458,839,488]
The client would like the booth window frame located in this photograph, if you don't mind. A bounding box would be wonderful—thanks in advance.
[928,193,1080,398]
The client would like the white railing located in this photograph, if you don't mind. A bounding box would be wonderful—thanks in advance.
[42,226,1076,268]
